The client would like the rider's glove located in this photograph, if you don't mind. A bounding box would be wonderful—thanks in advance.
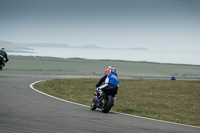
[4,59,9,62]
[96,87,101,91]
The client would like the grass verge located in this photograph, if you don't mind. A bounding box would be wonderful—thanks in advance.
[34,78,200,127]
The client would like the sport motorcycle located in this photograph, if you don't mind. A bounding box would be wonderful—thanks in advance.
[90,86,117,113]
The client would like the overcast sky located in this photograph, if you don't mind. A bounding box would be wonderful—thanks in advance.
[0,0,200,50]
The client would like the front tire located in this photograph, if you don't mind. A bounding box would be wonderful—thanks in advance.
[90,99,96,110]
[101,95,114,113]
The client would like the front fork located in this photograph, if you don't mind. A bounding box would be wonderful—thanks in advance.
[94,90,102,109]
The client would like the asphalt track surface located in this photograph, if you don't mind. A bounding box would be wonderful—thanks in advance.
[0,74,199,133]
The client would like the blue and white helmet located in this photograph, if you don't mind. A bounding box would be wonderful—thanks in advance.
[111,68,117,73]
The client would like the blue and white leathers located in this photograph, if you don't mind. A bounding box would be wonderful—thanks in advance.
[105,72,119,87]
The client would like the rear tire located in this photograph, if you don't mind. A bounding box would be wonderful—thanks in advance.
[102,95,114,113]
[90,99,96,110]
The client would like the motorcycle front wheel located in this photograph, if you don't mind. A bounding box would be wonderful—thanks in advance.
[90,99,96,110]
[101,95,114,113]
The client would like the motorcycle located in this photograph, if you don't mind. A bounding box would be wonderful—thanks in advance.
[90,86,117,113]
[0,61,5,71]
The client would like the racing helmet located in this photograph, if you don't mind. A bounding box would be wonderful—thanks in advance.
[108,66,112,69]
[111,68,117,73]
[1,48,5,51]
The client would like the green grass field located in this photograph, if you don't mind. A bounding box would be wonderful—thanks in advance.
[2,55,200,80]
[34,78,200,127]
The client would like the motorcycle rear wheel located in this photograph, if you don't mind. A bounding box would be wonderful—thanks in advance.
[101,95,114,113]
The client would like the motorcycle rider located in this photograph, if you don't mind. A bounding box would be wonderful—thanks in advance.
[0,48,9,70]
[96,68,119,98]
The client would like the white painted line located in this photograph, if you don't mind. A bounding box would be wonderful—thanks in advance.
[30,80,89,108]
[30,80,200,129]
